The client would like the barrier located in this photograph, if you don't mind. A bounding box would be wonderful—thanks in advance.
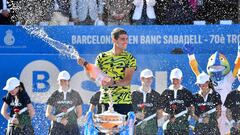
[0,25,239,134]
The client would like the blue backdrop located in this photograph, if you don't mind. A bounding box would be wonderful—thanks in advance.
[0,25,239,134]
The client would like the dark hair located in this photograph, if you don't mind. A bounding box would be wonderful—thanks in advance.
[15,82,26,98]
[111,28,127,40]
[208,79,215,91]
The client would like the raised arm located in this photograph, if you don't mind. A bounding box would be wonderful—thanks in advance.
[183,44,201,76]
[232,43,240,77]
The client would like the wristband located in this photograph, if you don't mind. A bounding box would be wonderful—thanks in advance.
[113,80,116,85]
[83,61,88,67]
[56,117,62,123]
[198,117,203,123]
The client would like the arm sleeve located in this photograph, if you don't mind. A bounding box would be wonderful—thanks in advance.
[95,53,102,68]
[47,93,56,106]
[76,92,83,106]
[224,93,232,109]
[131,91,140,112]
[128,54,137,70]
[90,92,100,106]
[2,95,10,105]
[22,91,31,105]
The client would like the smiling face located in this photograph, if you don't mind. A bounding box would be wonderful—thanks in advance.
[207,51,230,81]
[113,34,128,50]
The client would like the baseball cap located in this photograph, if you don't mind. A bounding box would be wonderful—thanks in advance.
[140,69,154,78]
[170,68,183,81]
[3,77,20,91]
[195,72,210,85]
[57,70,70,81]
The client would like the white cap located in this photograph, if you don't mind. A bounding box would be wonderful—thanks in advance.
[140,69,154,78]
[57,70,70,81]
[3,77,20,91]
[170,68,183,81]
[195,72,210,84]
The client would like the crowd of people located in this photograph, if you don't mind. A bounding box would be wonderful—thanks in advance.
[1,27,240,135]
[0,0,238,25]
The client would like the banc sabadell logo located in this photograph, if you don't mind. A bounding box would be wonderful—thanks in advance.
[19,60,167,104]
[4,30,15,46]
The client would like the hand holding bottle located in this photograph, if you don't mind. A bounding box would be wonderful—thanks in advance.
[76,56,111,86]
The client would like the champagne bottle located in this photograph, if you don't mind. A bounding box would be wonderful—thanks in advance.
[74,50,111,86]
[83,61,111,86]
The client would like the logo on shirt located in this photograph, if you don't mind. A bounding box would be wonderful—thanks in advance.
[236,101,240,105]
[57,100,73,105]
[10,102,22,107]
[170,99,184,105]
[198,102,214,106]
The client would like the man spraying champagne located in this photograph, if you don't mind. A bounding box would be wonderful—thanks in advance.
[77,27,137,115]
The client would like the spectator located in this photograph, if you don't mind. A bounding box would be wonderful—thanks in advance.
[49,0,70,25]
[0,0,17,24]
[218,0,238,23]
[163,0,193,24]
[71,0,104,25]
[154,0,168,24]
[104,0,134,25]
[10,0,46,25]
[132,0,157,25]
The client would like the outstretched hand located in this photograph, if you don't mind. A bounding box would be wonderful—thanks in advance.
[77,57,86,66]
[182,44,194,55]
